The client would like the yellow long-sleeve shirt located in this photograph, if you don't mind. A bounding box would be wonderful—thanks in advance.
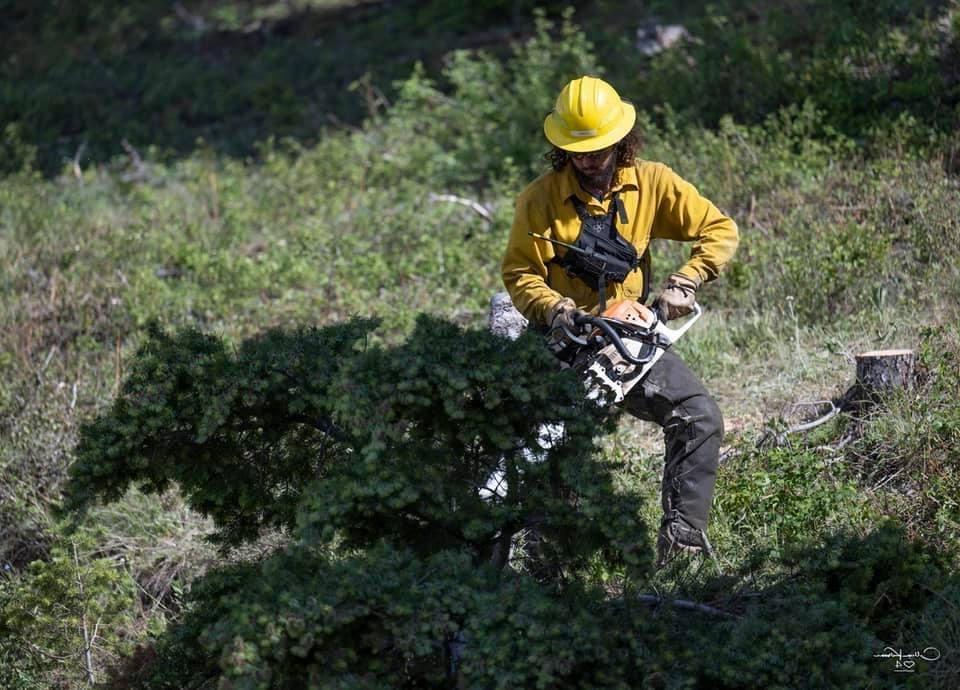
[501,160,739,325]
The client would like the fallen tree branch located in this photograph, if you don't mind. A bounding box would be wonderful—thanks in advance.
[786,401,839,434]
[73,542,96,686]
[72,141,87,181]
[173,2,208,31]
[718,446,741,464]
[427,193,494,223]
[788,399,833,415]
[636,594,738,618]
[120,139,148,182]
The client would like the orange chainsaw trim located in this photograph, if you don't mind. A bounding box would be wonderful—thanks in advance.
[599,299,655,326]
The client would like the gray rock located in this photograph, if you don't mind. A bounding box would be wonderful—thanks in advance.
[488,291,528,340]
[636,23,691,57]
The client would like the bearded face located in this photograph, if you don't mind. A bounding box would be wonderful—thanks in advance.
[569,145,617,195]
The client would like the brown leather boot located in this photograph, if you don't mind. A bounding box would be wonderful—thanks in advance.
[656,518,719,570]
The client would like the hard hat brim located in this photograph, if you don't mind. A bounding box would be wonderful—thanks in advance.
[543,100,637,153]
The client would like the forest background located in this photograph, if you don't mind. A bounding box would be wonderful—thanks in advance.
[2,0,960,688]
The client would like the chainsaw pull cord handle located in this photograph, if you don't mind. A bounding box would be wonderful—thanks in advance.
[573,313,651,366]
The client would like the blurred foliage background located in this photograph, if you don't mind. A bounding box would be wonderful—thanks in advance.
[1,0,960,687]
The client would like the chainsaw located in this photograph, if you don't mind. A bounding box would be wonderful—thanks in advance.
[551,299,703,405]
[525,229,701,403]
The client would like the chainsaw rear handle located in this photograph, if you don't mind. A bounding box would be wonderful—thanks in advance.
[571,303,703,366]
[656,302,703,342]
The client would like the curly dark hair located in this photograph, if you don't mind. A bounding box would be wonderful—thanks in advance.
[545,130,641,173]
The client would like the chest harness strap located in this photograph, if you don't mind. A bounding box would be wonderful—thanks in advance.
[552,192,647,311]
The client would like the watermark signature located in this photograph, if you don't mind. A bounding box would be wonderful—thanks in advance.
[873,646,941,673]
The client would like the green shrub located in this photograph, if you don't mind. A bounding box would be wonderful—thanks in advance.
[63,314,670,688]
[715,442,865,552]
[782,522,951,641]
[66,318,378,545]
[619,0,960,140]
[687,593,876,689]
[66,315,649,571]
[905,581,960,689]
[141,526,957,689]
[148,543,648,690]
[0,537,136,688]
[365,8,600,189]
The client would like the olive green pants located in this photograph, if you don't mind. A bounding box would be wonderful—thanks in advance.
[622,350,723,534]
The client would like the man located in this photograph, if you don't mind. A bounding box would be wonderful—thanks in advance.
[501,75,739,565]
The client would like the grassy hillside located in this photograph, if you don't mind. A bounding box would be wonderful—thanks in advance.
[1,0,558,174]
[2,1,960,687]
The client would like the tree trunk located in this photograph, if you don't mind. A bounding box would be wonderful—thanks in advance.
[855,349,916,394]
[852,349,916,403]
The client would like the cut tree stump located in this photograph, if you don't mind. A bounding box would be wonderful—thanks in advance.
[753,348,917,449]
[852,349,916,402]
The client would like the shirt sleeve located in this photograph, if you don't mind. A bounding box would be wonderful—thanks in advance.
[501,190,564,325]
[651,164,739,283]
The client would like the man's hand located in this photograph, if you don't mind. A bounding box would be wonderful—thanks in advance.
[548,297,589,333]
[654,273,700,321]
[546,298,590,357]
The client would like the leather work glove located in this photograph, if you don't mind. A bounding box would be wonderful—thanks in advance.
[546,297,590,358]
[654,273,700,321]
[548,297,589,333]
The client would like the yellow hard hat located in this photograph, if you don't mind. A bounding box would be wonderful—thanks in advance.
[543,76,636,153]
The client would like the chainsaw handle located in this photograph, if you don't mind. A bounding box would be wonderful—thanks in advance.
[560,323,589,346]
[657,302,703,341]
[573,313,650,365]
[572,303,702,364]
